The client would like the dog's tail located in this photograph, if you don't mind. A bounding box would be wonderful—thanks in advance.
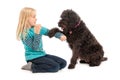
[101,57,108,61]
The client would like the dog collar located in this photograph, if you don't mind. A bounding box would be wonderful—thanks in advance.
[69,31,72,34]
[69,21,81,34]
[75,21,81,28]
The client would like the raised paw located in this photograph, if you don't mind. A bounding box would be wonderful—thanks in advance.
[48,28,61,38]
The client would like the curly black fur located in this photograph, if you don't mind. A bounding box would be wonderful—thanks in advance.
[48,9,107,69]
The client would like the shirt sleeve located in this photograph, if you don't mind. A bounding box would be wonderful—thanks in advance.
[40,27,49,35]
[54,32,63,39]
[22,33,41,51]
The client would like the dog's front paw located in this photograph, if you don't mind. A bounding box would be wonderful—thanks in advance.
[68,64,75,69]
[48,28,61,38]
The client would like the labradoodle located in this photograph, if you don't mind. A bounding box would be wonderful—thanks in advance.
[48,9,107,69]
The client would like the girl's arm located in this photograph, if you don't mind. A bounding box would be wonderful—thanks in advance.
[41,26,66,41]
[22,33,41,51]
[22,24,41,51]
[54,32,66,41]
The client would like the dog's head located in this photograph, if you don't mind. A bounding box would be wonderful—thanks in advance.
[58,9,81,33]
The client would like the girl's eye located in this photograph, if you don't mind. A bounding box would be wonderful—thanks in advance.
[32,15,36,18]
[33,16,35,18]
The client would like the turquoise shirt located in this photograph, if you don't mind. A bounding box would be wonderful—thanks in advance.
[22,26,63,61]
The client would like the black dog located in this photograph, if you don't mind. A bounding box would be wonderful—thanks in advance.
[48,9,107,69]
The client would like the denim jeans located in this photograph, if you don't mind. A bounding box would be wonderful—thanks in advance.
[27,54,67,73]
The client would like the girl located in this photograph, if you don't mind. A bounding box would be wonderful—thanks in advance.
[16,7,67,73]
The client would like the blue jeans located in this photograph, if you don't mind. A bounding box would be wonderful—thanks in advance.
[27,54,67,73]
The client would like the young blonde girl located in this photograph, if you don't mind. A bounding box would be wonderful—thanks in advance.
[16,7,67,73]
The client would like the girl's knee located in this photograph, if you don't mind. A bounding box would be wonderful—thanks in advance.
[60,60,67,69]
[50,63,60,72]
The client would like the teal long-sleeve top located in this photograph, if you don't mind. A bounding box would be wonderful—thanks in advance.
[21,26,63,61]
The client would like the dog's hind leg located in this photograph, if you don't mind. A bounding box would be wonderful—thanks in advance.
[89,57,107,67]
[89,57,101,67]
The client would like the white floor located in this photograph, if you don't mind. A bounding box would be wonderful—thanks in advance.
[0,0,120,80]
[3,39,119,80]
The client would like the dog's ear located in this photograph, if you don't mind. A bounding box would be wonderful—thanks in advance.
[48,28,62,38]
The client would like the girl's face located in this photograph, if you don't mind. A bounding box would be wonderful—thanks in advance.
[28,11,37,27]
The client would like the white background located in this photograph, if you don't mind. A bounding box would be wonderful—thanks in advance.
[0,0,120,80]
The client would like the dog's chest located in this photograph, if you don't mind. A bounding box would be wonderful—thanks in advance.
[66,33,78,43]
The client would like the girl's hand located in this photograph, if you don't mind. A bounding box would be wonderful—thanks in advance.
[34,24,41,34]
[60,35,67,41]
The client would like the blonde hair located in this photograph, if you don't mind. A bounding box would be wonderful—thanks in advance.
[16,7,36,40]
